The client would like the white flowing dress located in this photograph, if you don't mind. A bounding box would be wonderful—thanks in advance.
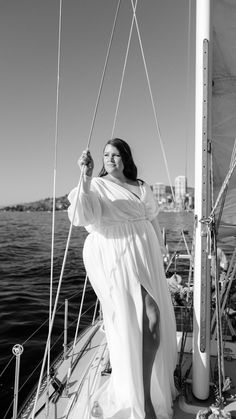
[68,176,177,419]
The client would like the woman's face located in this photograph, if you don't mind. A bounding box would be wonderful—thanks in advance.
[103,144,124,177]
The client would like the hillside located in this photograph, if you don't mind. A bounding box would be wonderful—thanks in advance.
[1,185,195,212]
[1,195,69,212]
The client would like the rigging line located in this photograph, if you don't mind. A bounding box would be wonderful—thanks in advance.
[66,275,88,388]
[21,294,81,346]
[46,0,63,414]
[130,0,175,202]
[210,149,214,211]
[31,188,82,419]
[0,295,78,380]
[215,141,236,231]
[31,167,89,418]
[111,0,138,137]
[16,333,69,419]
[212,229,225,396]
[92,298,99,324]
[165,237,184,274]
[87,0,121,149]
[87,344,108,401]
[184,0,192,180]
[67,338,107,419]
[210,138,236,218]
[216,186,228,234]
[31,4,122,417]
[21,291,83,347]
[3,353,54,419]
[211,248,236,337]
[186,216,197,303]
[181,229,190,255]
[0,355,15,378]
[50,0,62,317]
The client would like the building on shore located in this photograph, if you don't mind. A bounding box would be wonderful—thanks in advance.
[152,183,166,204]
[175,175,187,210]
[151,176,194,211]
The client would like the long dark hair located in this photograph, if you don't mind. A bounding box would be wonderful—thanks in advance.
[98,138,138,181]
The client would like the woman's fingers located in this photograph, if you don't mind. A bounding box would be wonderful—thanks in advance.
[78,150,94,176]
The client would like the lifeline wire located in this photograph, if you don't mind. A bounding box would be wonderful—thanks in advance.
[31,2,121,417]
[0,291,81,379]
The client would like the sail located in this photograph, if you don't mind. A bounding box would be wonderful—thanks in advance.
[212,0,236,229]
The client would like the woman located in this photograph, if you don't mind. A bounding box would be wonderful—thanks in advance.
[68,138,177,419]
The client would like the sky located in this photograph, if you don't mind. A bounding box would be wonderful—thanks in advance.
[0,0,195,206]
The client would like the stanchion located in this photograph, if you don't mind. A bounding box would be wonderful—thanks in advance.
[63,299,68,360]
[12,344,24,419]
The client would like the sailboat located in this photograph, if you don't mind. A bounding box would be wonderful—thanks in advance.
[4,0,236,418]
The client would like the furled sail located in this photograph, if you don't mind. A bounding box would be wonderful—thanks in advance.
[212,0,236,229]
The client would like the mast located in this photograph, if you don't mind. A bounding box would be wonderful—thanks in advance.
[192,0,212,399]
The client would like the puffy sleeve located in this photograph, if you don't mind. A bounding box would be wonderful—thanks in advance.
[143,182,166,254]
[67,176,102,230]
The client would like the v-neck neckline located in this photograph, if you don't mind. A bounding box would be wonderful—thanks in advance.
[101,177,143,200]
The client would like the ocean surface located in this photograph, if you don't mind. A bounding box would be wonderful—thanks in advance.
[0,210,194,418]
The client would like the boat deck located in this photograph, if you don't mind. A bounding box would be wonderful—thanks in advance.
[173,349,236,419]
[18,321,236,419]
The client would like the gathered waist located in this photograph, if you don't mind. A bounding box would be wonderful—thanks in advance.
[101,216,148,228]
[85,216,151,235]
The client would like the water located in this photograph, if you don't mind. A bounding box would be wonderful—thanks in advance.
[0,210,194,418]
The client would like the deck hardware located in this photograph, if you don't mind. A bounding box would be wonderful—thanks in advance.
[50,367,64,402]
[63,299,68,360]
[91,401,103,418]
[101,360,112,376]
[92,298,99,324]
[12,344,24,419]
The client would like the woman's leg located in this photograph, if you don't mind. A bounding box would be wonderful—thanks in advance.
[141,286,160,419]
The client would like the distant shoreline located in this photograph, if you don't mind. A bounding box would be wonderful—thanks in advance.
[0,195,69,212]
[1,185,195,212]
